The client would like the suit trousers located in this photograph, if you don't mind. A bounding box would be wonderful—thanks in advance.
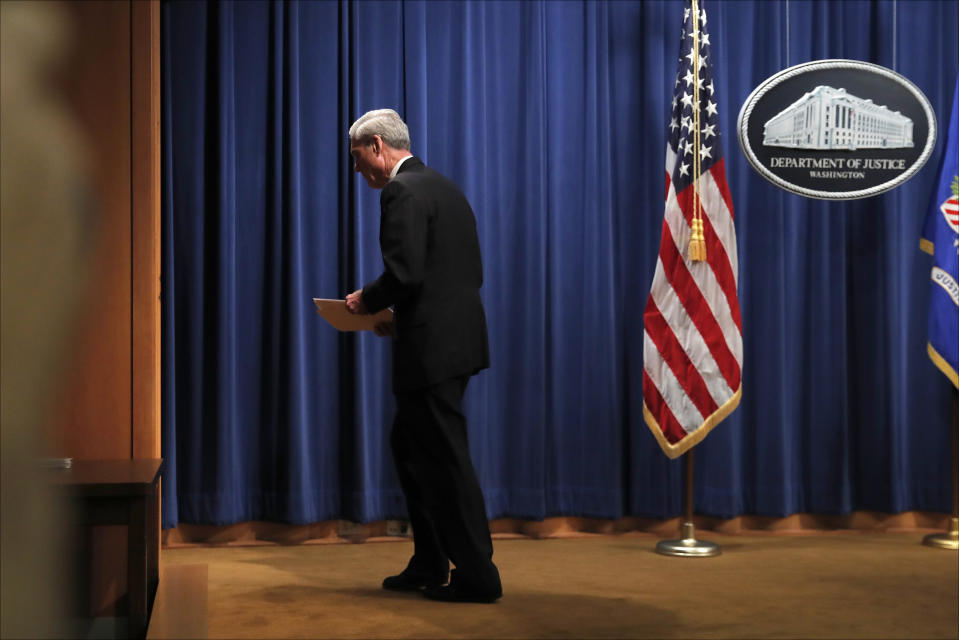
[391,375,500,593]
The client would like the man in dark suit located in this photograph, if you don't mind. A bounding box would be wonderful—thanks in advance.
[345,109,502,603]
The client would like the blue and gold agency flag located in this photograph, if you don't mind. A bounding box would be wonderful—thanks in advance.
[643,0,742,458]
[920,76,959,388]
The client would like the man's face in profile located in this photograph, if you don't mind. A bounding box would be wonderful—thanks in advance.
[350,137,389,189]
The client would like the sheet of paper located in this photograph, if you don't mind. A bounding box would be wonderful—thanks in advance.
[313,298,394,332]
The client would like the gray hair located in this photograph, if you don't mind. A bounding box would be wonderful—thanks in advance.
[348,109,410,150]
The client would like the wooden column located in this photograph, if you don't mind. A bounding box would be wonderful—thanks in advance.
[132,0,162,462]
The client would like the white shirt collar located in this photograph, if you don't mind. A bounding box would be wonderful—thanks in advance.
[389,155,413,180]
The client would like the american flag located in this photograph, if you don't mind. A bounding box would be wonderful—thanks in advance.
[643,0,743,458]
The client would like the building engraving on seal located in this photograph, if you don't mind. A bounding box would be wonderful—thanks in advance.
[763,85,913,151]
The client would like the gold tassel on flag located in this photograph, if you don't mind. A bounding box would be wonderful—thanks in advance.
[689,218,706,261]
[687,0,707,263]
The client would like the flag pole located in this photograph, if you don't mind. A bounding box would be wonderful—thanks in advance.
[656,449,721,557]
[923,390,959,550]
[657,0,713,540]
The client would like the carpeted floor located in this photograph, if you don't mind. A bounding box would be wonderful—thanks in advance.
[162,532,958,639]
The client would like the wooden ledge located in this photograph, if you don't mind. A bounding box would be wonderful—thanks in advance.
[146,564,207,640]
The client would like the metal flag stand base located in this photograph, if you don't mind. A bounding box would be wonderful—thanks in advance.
[922,517,959,550]
[923,392,959,551]
[656,450,721,557]
[656,521,721,557]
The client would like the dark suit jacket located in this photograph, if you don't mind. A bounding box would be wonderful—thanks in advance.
[362,157,490,393]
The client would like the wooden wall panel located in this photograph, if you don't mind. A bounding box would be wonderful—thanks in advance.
[54,0,133,460]
[41,0,162,620]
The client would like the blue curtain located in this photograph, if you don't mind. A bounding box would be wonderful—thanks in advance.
[161,0,959,528]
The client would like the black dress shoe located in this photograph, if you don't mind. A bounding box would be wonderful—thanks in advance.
[422,583,502,603]
[382,570,448,591]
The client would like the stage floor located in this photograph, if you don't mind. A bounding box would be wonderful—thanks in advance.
[161,532,958,639]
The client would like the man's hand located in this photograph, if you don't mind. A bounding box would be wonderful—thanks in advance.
[345,289,368,315]
[373,321,395,338]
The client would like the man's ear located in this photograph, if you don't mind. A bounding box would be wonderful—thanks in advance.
[371,135,382,154]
